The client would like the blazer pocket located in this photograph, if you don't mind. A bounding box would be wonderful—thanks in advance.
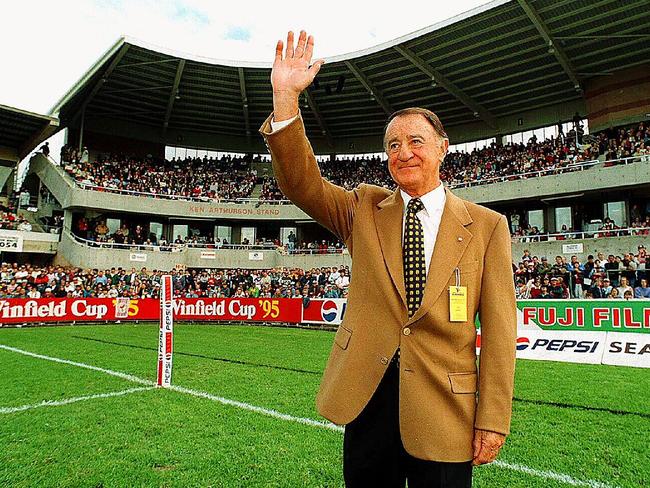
[457,259,479,274]
[334,325,352,350]
[448,372,478,394]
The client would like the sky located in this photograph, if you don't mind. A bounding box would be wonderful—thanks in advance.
[1,0,494,115]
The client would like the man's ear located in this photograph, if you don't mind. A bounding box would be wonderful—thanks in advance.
[440,138,449,162]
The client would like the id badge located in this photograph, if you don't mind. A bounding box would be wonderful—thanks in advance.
[449,267,467,322]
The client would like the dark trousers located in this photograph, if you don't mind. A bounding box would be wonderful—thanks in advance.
[343,359,472,488]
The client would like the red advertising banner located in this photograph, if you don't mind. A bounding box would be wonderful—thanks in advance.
[173,298,302,323]
[0,298,159,324]
[0,297,303,325]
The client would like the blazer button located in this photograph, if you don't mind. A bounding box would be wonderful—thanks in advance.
[403,327,411,336]
[380,357,389,365]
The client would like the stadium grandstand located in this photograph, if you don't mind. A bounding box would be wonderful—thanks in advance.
[2,0,645,299]
[2,2,650,487]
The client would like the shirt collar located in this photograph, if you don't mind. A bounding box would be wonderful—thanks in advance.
[400,183,446,216]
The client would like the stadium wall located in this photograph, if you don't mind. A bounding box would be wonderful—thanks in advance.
[452,160,650,205]
[585,64,650,133]
[31,153,650,218]
[55,231,351,270]
[29,154,311,221]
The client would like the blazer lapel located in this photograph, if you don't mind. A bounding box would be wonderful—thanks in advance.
[375,190,407,309]
[407,188,473,325]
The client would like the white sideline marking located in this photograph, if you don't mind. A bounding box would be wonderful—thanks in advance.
[492,461,616,488]
[0,344,618,488]
[0,386,154,414]
[0,344,154,386]
[169,384,345,433]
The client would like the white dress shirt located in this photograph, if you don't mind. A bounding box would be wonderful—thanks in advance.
[270,115,298,132]
[401,184,446,276]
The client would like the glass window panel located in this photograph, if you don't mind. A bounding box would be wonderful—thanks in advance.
[241,227,256,244]
[106,218,120,235]
[215,225,232,243]
[527,209,544,232]
[149,222,163,240]
[280,227,296,244]
[605,201,626,227]
[554,207,572,232]
[172,224,188,241]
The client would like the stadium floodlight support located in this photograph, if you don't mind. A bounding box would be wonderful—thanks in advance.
[304,90,335,150]
[517,0,582,92]
[344,60,393,115]
[238,67,252,143]
[393,45,499,130]
[71,43,131,152]
[163,59,186,134]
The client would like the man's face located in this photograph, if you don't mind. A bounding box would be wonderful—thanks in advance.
[384,114,448,196]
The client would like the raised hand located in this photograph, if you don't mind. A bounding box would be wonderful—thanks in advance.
[271,30,324,121]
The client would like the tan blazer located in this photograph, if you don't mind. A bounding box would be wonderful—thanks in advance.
[260,114,517,463]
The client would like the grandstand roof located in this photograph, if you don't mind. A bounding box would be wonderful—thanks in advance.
[0,104,59,163]
[51,0,650,152]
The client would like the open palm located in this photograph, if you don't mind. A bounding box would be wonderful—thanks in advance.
[272,31,324,96]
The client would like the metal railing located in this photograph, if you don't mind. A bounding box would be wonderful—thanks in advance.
[71,180,293,205]
[284,247,349,255]
[69,233,273,251]
[448,156,647,189]
[511,225,650,243]
[67,232,347,255]
[0,222,62,234]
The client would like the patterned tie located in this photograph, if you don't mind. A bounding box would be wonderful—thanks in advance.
[403,198,426,316]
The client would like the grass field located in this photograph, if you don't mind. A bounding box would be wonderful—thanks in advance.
[0,323,648,488]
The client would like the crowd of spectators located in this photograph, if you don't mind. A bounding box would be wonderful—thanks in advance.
[513,246,650,299]
[56,121,649,203]
[0,207,33,231]
[0,263,351,299]
[259,121,650,199]
[3,247,649,301]
[598,121,650,162]
[63,152,258,201]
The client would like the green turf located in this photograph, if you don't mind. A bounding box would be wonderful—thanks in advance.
[0,323,648,487]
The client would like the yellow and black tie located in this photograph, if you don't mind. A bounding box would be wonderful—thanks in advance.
[404,198,426,316]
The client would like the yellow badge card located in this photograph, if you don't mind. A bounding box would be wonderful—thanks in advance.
[449,286,468,322]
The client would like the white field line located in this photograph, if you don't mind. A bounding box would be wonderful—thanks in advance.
[0,386,154,414]
[0,344,154,386]
[169,384,344,433]
[492,461,616,488]
[0,344,618,488]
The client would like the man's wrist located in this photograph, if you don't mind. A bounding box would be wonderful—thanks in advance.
[272,91,300,122]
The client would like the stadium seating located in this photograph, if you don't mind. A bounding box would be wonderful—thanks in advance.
[0,263,351,299]
[57,121,649,202]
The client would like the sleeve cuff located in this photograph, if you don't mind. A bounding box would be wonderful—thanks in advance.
[270,115,298,133]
